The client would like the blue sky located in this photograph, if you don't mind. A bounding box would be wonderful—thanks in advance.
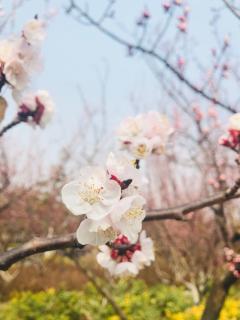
[1,0,240,171]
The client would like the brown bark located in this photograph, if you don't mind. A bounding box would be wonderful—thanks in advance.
[1,189,240,271]
[201,272,237,320]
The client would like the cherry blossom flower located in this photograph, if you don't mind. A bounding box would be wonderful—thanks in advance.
[0,40,15,64]
[76,218,118,245]
[117,111,173,158]
[117,115,143,143]
[22,19,46,46]
[106,152,143,190]
[130,137,153,159]
[16,39,43,75]
[61,166,121,220]
[17,90,54,127]
[97,231,155,276]
[219,113,240,151]
[3,59,29,90]
[177,21,187,32]
[143,111,173,154]
[110,195,146,243]
[0,18,45,92]
[163,1,171,12]
[228,113,240,131]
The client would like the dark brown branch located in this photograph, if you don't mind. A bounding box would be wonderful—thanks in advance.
[0,233,84,271]
[145,190,240,222]
[66,0,236,114]
[1,189,240,271]
[223,0,240,20]
[201,271,237,320]
[0,118,21,138]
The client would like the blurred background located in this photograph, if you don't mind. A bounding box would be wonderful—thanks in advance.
[1,0,240,319]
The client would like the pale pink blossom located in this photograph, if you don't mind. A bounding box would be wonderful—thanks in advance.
[18,90,54,127]
[3,59,29,90]
[106,152,143,189]
[228,113,240,131]
[61,166,121,220]
[110,195,146,243]
[22,19,46,46]
[76,218,118,246]
[117,111,173,158]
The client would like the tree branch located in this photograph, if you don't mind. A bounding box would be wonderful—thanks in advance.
[0,233,84,271]
[66,0,237,114]
[145,189,240,221]
[0,189,240,271]
[0,119,21,138]
[222,0,240,20]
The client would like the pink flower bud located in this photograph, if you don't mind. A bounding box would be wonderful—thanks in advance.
[143,9,150,19]
[177,21,187,32]
[163,1,171,11]
[177,57,185,70]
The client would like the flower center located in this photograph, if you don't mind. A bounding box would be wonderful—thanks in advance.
[131,123,141,136]
[100,227,117,240]
[124,206,144,220]
[135,144,147,157]
[110,235,141,262]
[79,182,103,205]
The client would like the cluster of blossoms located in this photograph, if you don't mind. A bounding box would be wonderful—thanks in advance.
[117,111,173,159]
[0,18,54,127]
[17,90,54,128]
[219,113,240,152]
[224,248,240,278]
[62,152,146,246]
[61,111,172,275]
[163,0,183,12]
[97,232,154,276]
[177,6,189,33]
[162,0,189,33]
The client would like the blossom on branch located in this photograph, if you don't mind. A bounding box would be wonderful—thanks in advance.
[117,111,173,159]
[219,113,240,151]
[22,19,45,46]
[106,152,143,190]
[97,231,155,276]
[17,90,54,127]
[61,166,121,220]
[0,18,45,92]
[109,195,146,243]
[76,218,118,246]
[61,153,147,245]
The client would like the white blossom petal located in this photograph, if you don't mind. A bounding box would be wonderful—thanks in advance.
[61,181,91,215]
[76,219,117,245]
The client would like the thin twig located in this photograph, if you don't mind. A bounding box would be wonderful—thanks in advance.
[0,188,240,270]
[222,0,240,20]
[66,1,237,114]
[0,119,21,138]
